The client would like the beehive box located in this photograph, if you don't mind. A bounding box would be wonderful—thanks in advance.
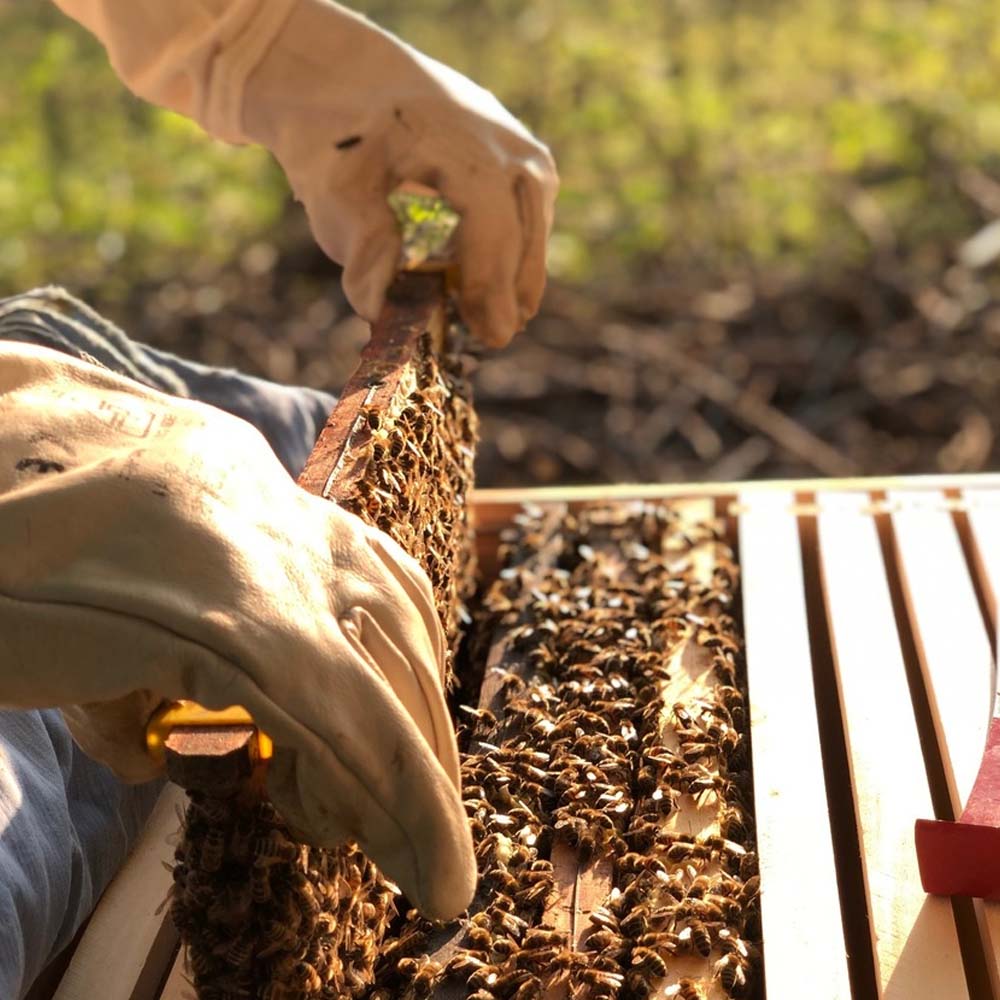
[23,272,1000,1000]
[29,471,1000,1000]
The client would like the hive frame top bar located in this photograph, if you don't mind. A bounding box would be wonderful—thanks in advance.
[473,471,1000,506]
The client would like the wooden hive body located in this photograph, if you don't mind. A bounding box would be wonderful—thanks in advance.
[24,328,1000,1000]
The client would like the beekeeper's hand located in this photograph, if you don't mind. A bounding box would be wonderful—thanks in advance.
[241,0,559,347]
[51,0,559,348]
[0,342,474,920]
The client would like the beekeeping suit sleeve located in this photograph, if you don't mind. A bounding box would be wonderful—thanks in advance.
[51,0,559,348]
[0,342,475,920]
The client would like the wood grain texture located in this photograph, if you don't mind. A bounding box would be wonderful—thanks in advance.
[963,487,1000,629]
[156,946,191,1000]
[297,271,444,501]
[469,474,1000,538]
[887,488,1000,995]
[816,491,967,998]
[52,784,186,1000]
[737,490,851,1000]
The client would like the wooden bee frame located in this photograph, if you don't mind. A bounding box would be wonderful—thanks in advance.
[28,472,1000,1000]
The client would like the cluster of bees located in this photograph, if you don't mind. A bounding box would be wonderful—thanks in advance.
[370,503,761,1000]
[171,312,762,999]
[336,326,479,680]
[171,322,478,999]
[171,791,396,999]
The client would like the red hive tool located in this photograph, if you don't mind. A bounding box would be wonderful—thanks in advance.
[916,672,1000,898]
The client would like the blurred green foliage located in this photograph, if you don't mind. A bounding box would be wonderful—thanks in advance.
[2,0,1000,296]
[0,2,285,296]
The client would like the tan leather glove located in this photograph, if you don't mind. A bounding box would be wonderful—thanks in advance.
[240,0,559,347]
[0,342,475,919]
[51,0,559,348]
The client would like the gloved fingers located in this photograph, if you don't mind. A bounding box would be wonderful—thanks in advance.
[60,690,166,783]
[451,176,524,348]
[339,604,459,790]
[513,152,559,326]
[364,528,446,683]
[338,203,404,323]
[253,635,476,919]
[304,178,402,324]
[392,142,523,348]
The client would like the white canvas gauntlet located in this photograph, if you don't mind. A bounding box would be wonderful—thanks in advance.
[53,0,559,347]
[0,343,475,919]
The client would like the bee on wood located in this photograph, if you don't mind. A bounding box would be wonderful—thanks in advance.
[577,966,625,994]
[589,905,620,932]
[619,905,649,938]
[631,945,669,979]
[715,952,750,995]
[664,979,703,1000]
[678,919,715,958]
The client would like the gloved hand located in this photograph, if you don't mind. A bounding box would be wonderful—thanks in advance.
[240,0,559,347]
[51,0,558,345]
[0,342,475,920]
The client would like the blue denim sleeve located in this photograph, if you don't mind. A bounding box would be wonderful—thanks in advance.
[0,286,339,997]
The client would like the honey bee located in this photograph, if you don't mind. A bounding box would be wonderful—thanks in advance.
[399,957,443,998]
[619,905,649,938]
[585,927,626,956]
[719,805,746,842]
[199,828,225,873]
[252,833,298,865]
[188,944,217,980]
[291,960,322,992]
[715,952,749,994]
[631,945,668,979]
[577,966,625,993]
[465,924,493,951]
[381,924,428,963]
[678,920,715,958]
[523,928,566,949]
[664,978,703,1000]
[258,917,293,959]
[445,951,491,977]
[739,874,761,906]
[223,934,253,968]
[636,931,681,955]
[589,905,620,932]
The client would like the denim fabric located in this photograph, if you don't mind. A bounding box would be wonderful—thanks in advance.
[0,286,338,998]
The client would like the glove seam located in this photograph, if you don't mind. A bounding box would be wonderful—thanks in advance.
[202,0,301,143]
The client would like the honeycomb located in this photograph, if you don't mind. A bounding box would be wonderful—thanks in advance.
[170,298,478,1000]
